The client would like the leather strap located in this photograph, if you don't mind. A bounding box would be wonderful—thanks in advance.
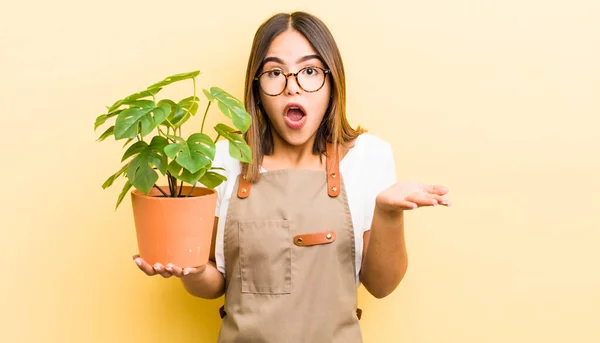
[237,143,340,198]
[218,306,362,320]
[293,231,336,246]
[326,143,340,197]
[237,176,251,199]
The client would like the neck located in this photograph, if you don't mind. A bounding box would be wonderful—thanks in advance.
[264,132,324,171]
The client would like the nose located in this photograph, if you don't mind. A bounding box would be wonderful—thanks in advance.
[285,73,301,95]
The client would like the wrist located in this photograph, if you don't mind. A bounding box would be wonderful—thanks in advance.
[375,200,405,220]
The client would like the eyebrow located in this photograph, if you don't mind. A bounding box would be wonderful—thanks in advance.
[262,54,324,66]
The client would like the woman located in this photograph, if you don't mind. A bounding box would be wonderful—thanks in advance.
[134,11,450,342]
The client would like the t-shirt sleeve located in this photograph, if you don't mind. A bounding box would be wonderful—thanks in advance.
[363,140,397,232]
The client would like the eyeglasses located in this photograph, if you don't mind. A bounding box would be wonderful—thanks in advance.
[254,66,331,96]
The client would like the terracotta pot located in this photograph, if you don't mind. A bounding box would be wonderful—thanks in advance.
[130,185,217,268]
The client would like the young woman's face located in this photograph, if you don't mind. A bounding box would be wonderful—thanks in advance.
[258,29,331,148]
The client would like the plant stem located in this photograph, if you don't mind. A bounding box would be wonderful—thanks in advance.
[186,183,196,197]
[166,172,175,197]
[171,174,177,197]
[213,133,221,143]
[164,118,176,133]
[153,184,168,197]
[201,101,211,134]
[157,126,176,143]
[178,180,184,197]
[193,77,197,100]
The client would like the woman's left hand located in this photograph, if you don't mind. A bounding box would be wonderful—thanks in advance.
[376,182,451,212]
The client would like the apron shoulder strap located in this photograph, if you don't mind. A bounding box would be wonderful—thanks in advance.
[326,143,341,197]
[237,175,251,199]
[236,143,341,199]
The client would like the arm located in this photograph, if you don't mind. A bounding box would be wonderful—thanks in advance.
[360,183,450,299]
[360,208,407,299]
[179,217,225,299]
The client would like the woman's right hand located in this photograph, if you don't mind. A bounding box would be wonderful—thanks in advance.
[132,254,207,279]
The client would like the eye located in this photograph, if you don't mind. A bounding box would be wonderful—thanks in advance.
[304,67,319,76]
[265,69,283,78]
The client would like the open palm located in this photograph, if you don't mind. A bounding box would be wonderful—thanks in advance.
[376,182,451,212]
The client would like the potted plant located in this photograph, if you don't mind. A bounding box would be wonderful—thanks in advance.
[94,70,251,268]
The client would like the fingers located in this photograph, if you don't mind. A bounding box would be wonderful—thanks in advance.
[132,254,206,279]
[394,200,419,210]
[165,263,185,277]
[152,263,172,278]
[132,255,172,278]
[408,193,451,208]
[423,184,450,196]
[427,193,451,206]
[181,265,207,277]
[132,255,158,276]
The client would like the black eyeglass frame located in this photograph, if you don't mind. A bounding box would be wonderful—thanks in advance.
[254,66,331,96]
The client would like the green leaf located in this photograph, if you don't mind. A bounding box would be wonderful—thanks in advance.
[199,171,227,189]
[214,124,252,163]
[108,89,161,113]
[122,138,134,148]
[97,126,115,142]
[126,142,168,194]
[158,99,184,129]
[116,181,133,210]
[165,134,184,142]
[210,87,251,133]
[167,161,207,185]
[172,106,191,127]
[178,96,199,122]
[164,133,215,174]
[147,71,200,91]
[149,136,169,156]
[102,163,130,189]
[95,109,123,131]
[114,101,170,139]
[202,88,215,101]
[121,141,147,161]
[95,114,108,131]
[179,96,200,110]
[157,99,177,109]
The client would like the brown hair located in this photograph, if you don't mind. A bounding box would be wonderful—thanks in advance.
[242,11,365,182]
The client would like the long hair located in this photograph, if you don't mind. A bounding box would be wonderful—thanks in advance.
[242,11,365,182]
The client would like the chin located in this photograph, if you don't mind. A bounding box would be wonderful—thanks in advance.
[283,134,312,147]
[277,130,316,148]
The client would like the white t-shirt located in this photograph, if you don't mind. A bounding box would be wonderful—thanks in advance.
[205,133,397,284]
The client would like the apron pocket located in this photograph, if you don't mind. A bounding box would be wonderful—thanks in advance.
[239,220,292,294]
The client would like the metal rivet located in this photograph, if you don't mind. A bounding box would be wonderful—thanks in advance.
[241,188,247,193]
[331,173,337,178]
[297,238,303,244]
[331,186,338,192]
[326,233,332,240]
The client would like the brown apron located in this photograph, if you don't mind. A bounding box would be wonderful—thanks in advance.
[216,145,363,343]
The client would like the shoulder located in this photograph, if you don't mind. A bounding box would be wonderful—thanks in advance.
[344,133,394,166]
[341,133,396,188]
[353,133,391,151]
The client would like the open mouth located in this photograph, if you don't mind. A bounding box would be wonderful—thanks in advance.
[284,104,307,130]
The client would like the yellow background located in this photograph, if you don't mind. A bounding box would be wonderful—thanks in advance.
[2,0,599,342]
